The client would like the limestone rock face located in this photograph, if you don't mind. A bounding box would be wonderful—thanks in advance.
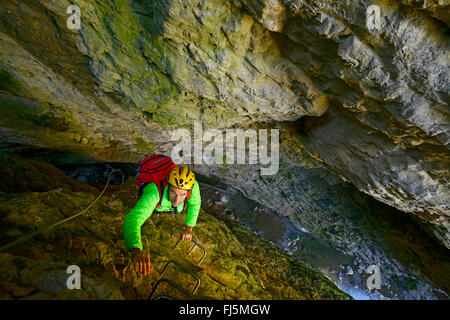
[0,153,349,300]
[0,0,448,248]
[272,0,450,246]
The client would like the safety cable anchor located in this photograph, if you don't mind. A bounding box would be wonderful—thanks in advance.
[105,164,125,191]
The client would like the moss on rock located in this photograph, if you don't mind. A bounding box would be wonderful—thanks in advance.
[0,153,350,300]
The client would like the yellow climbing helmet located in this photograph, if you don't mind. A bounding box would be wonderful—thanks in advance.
[167,165,195,190]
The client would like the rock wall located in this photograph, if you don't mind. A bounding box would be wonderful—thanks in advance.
[0,153,350,300]
[0,1,448,245]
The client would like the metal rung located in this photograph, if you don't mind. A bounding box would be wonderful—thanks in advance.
[188,236,207,266]
[160,260,200,295]
[170,226,185,239]
[148,278,192,300]
[171,227,208,266]
[148,260,201,299]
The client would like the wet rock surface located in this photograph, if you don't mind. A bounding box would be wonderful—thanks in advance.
[6,151,447,300]
[0,153,350,300]
[196,166,450,300]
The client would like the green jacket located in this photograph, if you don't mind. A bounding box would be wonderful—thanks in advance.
[123,181,201,253]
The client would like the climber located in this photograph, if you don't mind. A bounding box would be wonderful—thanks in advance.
[123,157,201,276]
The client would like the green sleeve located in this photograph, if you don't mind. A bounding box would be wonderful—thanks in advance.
[123,183,159,253]
[185,181,201,227]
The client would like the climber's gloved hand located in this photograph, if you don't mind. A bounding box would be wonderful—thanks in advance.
[131,248,152,275]
[182,225,193,242]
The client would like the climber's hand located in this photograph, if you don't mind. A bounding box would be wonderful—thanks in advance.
[131,248,152,275]
[182,226,193,241]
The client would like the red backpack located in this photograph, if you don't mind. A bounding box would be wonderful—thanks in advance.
[135,154,191,207]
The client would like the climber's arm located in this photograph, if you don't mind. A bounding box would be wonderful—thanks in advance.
[185,180,201,228]
[123,183,159,253]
